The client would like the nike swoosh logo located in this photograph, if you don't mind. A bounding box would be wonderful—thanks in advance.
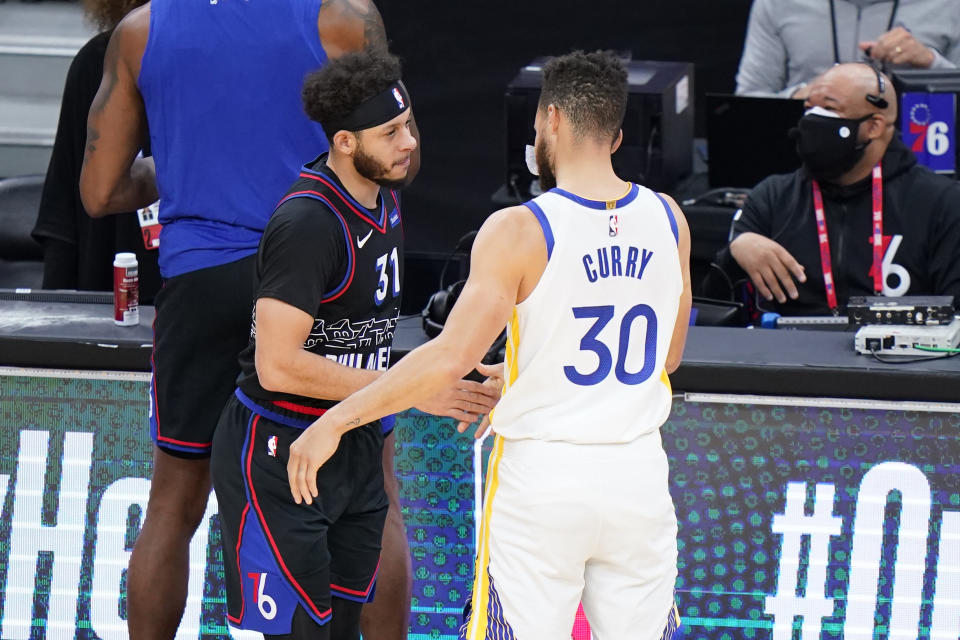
[357,229,373,248]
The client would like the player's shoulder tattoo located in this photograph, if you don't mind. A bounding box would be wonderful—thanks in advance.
[323,0,387,53]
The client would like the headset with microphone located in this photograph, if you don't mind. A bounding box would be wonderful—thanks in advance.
[863,62,890,110]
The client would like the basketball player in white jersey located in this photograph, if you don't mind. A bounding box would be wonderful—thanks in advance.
[285,50,693,640]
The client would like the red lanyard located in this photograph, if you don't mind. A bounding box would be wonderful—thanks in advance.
[811,165,883,310]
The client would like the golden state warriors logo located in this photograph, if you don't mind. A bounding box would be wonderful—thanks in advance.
[392,88,405,110]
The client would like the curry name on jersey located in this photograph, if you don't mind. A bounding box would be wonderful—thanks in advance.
[489,184,683,444]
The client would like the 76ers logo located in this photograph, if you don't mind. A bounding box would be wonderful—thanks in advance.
[392,87,405,110]
[247,572,278,620]
[267,435,278,458]
[901,93,954,171]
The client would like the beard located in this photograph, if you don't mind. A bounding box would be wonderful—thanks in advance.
[535,137,557,192]
[354,143,408,190]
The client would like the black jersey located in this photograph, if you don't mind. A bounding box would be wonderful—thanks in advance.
[236,154,403,427]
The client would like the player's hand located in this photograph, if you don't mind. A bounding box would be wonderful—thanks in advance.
[790,84,811,100]
[414,374,500,424]
[729,232,807,303]
[457,362,504,439]
[860,27,936,68]
[287,419,342,505]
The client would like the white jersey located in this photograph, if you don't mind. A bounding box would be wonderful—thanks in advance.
[490,183,683,444]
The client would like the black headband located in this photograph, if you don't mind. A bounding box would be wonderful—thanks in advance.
[324,81,410,134]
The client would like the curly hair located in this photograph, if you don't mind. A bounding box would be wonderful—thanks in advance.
[540,50,628,142]
[302,50,402,137]
[83,0,147,31]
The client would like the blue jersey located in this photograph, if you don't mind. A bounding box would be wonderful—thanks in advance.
[139,0,329,278]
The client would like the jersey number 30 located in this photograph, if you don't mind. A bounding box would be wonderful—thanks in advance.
[564,304,657,386]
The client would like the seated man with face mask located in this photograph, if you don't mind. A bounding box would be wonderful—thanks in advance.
[725,62,960,316]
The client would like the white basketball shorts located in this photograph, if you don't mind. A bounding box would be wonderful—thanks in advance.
[462,428,680,640]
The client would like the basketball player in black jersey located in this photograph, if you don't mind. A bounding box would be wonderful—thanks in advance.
[210,51,499,640]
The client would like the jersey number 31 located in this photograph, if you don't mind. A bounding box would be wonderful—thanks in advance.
[564,304,657,386]
[374,247,401,306]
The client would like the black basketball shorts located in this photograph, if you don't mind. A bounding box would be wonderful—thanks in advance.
[149,255,255,458]
[211,394,388,635]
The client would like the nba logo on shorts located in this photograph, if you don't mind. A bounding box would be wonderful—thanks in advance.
[392,87,405,109]
[267,435,278,458]
[609,214,619,237]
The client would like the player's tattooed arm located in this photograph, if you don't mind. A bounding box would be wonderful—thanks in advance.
[317,0,388,58]
[79,6,156,217]
[356,0,388,53]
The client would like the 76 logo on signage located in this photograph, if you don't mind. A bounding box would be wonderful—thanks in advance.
[902,93,956,173]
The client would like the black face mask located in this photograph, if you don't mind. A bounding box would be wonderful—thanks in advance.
[792,112,873,182]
